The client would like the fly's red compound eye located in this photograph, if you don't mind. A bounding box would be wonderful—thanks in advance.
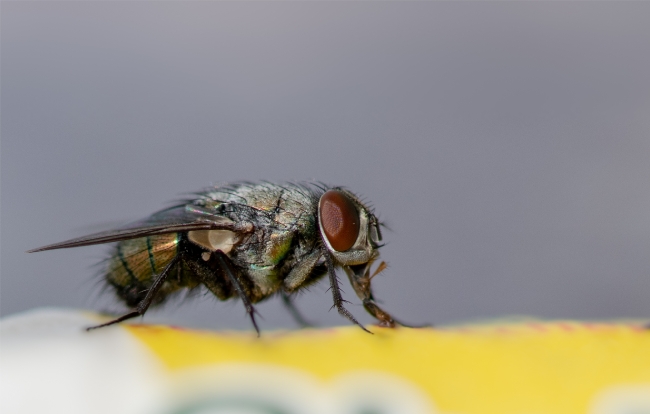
[319,190,360,252]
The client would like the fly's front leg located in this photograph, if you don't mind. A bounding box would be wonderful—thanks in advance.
[362,299,396,328]
[344,262,426,329]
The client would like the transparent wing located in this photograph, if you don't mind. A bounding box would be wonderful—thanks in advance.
[28,204,250,252]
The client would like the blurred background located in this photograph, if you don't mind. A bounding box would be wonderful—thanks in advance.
[2,2,650,330]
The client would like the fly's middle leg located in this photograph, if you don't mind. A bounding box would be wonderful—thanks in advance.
[281,250,322,328]
[212,250,261,336]
[183,254,233,301]
[280,291,313,328]
[183,251,260,333]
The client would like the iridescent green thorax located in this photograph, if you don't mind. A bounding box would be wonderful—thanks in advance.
[183,182,324,298]
[199,182,319,233]
[267,231,294,264]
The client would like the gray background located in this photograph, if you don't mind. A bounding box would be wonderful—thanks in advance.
[2,2,650,330]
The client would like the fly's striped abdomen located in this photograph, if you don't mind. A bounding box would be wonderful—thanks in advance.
[106,233,181,307]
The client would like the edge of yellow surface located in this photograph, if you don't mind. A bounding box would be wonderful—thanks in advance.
[121,319,650,414]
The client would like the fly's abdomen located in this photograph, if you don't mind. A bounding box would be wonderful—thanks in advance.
[106,233,180,307]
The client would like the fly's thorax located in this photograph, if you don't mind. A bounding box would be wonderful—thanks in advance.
[187,224,302,297]
[318,189,382,266]
[190,182,321,268]
[246,264,283,297]
[201,183,317,221]
[264,231,294,264]
[238,228,295,270]
[227,228,293,297]
[206,183,317,229]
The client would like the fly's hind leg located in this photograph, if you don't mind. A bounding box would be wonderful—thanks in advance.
[87,255,181,331]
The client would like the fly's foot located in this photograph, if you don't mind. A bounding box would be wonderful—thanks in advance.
[363,299,396,328]
[363,298,430,329]
[86,309,143,331]
[244,303,261,336]
[393,319,432,329]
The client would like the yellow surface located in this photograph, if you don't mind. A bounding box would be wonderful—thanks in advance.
[126,321,650,414]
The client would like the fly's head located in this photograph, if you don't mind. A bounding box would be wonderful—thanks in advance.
[317,188,383,278]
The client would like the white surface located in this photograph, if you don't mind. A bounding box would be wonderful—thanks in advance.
[0,309,437,414]
[0,309,165,414]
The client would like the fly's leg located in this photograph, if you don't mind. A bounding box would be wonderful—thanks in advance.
[280,291,313,328]
[184,250,259,334]
[281,249,322,328]
[183,255,233,301]
[361,299,428,328]
[345,262,429,329]
[283,250,322,290]
[325,253,371,333]
[351,266,396,328]
[213,250,261,336]
[87,255,180,331]
[361,298,396,328]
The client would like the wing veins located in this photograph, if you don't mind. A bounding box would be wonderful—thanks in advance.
[28,220,245,253]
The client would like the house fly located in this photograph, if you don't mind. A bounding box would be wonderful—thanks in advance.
[29,181,414,334]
